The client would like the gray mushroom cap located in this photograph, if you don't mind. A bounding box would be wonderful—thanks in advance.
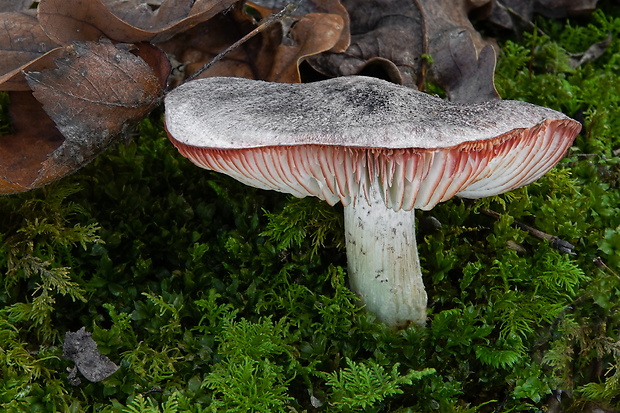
[164,76,581,211]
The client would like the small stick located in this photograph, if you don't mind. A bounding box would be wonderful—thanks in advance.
[185,4,297,83]
[494,1,548,37]
[593,256,620,279]
[481,209,576,255]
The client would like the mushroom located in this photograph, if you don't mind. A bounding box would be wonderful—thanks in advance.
[164,76,581,328]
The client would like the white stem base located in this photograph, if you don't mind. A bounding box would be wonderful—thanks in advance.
[343,195,427,328]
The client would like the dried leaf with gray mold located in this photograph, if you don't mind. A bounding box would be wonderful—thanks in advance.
[63,327,119,384]
[23,40,164,189]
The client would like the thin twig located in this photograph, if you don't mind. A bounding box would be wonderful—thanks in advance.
[495,0,548,37]
[185,4,297,83]
[593,256,620,279]
[481,209,576,255]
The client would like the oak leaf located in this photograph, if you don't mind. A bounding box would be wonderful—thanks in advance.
[307,0,499,102]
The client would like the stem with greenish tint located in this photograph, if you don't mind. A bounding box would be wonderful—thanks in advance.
[343,188,427,328]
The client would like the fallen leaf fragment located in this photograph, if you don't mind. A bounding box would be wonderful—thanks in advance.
[159,11,255,82]
[131,42,173,89]
[63,327,119,384]
[534,0,599,18]
[37,0,236,45]
[0,11,63,90]
[0,91,63,193]
[104,0,193,29]
[430,30,499,103]
[0,11,59,75]
[569,33,612,68]
[307,0,499,102]
[0,47,68,91]
[423,0,499,102]
[307,0,426,87]
[267,13,344,82]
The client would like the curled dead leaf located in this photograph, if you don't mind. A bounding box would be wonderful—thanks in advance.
[131,42,173,89]
[37,0,236,45]
[0,47,69,91]
[250,0,350,53]
[0,11,58,75]
[267,13,344,82]
[0,10,63,91]
[535,0,599,18]
[428,28,499,103]
[160,10,259,82]
[306,0,426,87]
[569,33,612,68]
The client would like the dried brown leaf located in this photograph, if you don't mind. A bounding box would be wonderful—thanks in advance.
[132,42,173,89]
[162,5,343,83]
[37,0,236,45]
[0,47,70,91]
[0,92,64,193]
[302,0,349,52]
[535,0,599,17]
[431,32,498,103]
[424,0,498,102]
[268,13,344,82]
[0,0,37,12]
[307,0,427,87]
[307,0,499,102]
[250,0,350,52]
[103,0,193,29]
[0,11,61,90]
[21,40,163,189]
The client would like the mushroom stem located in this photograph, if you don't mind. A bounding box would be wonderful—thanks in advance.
[343,190,427,328]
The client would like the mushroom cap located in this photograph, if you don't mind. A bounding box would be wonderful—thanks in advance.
[164,76,581,211]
